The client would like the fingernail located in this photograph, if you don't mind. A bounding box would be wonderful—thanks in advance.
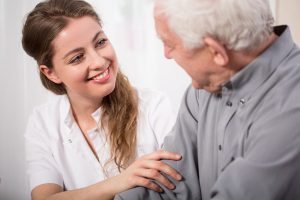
[177,174,182,180]
[169,184,175,190]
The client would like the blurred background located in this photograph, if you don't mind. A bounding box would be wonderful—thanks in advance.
[0,0,299,199]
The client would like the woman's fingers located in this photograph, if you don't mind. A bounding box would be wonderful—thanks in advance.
[141,150,181,161]
[117,171,163,193]
[136,168,175,190]
[132,177,163,193]
[138,159,182,181]
[122,150,183,192]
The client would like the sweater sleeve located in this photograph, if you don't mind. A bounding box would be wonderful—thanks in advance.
[115,86,202,200]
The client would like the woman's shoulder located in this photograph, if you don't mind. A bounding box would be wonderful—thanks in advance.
[25,95,70,139]
[29,95,69,121]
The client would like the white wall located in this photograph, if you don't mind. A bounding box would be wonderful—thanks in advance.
[276,0,300,44]
[0,1,43,199]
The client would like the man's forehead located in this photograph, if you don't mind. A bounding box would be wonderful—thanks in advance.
[155,15,169,36]
[153,1,163,16]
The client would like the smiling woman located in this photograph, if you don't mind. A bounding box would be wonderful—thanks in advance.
[21,0,182,199]
[39,17,119,103]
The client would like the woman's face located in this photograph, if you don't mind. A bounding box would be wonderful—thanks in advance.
[43,16,119,105]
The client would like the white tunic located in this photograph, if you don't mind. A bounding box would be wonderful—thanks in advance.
[24,88,176,191]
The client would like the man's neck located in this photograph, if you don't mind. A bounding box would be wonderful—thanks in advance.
[227,32,278,72]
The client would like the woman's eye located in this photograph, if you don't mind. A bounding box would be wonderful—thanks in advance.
[96,38,108,47]
[70,54,84,64]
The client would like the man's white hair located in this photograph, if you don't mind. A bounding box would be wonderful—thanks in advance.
[155,0,274,51]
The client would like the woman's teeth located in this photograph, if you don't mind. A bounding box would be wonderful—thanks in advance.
[92,69,109,80]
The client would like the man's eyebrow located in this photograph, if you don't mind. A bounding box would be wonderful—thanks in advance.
[157,32,170,43]
[156,34,165,41]
[63,31,103,59]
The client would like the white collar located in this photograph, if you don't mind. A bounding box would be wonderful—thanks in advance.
[61,95,102,130]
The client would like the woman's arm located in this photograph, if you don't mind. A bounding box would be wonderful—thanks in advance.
[32,177,122,200]
[32,150,182,200]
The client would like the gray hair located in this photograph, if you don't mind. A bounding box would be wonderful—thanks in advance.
[155,0,274,51]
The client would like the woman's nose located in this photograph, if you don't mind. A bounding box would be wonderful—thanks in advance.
[89,50,106,70]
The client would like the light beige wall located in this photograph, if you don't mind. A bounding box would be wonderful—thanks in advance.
[276,0,300,44]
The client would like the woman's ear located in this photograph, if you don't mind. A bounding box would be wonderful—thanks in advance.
[39,65,62,84]
[203,37,229,66]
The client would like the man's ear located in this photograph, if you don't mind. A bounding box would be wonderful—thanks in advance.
[203,37,229,66]
[39,65,62,84]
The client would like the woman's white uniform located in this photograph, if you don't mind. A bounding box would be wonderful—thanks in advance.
[25,88,176,191]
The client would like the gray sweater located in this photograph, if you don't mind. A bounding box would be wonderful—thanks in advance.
[115,25,300,200]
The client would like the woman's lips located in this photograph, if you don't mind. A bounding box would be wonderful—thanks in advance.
[89,67,111,83]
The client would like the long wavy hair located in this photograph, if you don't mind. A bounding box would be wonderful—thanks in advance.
[22,0,138,171]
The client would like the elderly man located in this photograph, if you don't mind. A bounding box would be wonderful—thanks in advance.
[115,0,300,199]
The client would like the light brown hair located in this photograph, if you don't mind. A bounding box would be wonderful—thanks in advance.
[22,0,138,171]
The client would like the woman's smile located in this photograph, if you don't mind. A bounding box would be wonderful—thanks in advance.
[88,66,111,83]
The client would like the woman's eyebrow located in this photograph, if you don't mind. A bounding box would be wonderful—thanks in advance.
[92,30,103,43]
[63,30,103,59]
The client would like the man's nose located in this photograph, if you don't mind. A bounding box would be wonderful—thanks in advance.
[164,44,172,59]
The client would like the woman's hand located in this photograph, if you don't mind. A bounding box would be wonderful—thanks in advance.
[116,150,182,193]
